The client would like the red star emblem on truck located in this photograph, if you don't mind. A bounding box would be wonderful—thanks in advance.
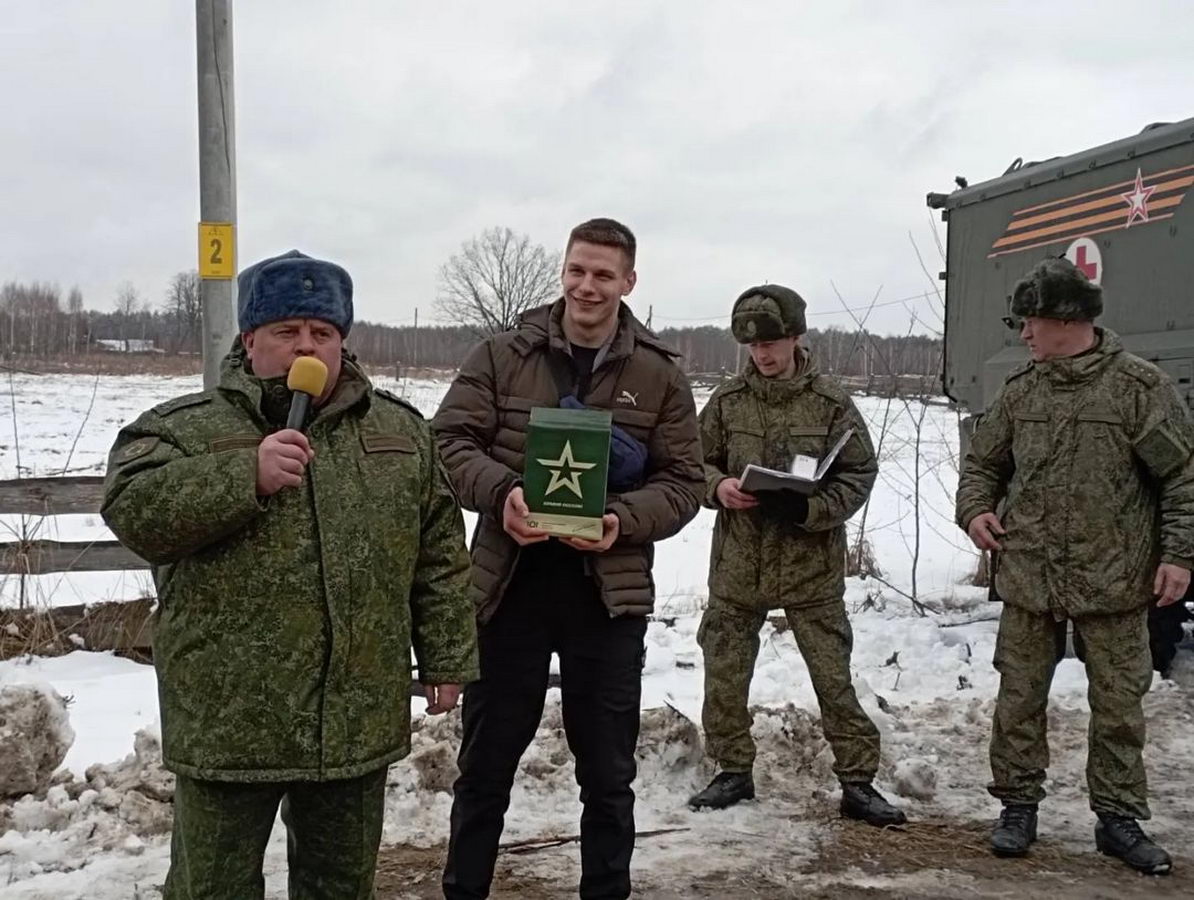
[987,165,1192,258]
[1121,167,1157,227]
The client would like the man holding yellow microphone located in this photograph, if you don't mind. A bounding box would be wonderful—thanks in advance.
[103,250,478,898]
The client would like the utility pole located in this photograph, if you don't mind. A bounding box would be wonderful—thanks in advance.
[196,0,239,389]
[646,304,653,330]
[413,307,419,369]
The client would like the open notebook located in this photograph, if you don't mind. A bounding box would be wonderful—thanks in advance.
[738,428,854,496]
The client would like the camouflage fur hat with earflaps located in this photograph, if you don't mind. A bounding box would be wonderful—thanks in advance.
[730,284,807,343]
[1009,257,1103,322]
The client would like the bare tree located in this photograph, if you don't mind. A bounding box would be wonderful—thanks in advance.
[113,281,140,345]
[67,285,84,355]
[1,282,16,355]
[113,281,140,317]
[140,296,153,342]
[162,270,201,353]
[436,227,560,335]
[1,281,61,356]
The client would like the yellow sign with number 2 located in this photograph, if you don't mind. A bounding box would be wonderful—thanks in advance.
[198,222,235,278]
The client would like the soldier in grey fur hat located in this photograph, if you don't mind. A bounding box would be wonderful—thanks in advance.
[958,255,1194,874]
[1007,256,1104,325]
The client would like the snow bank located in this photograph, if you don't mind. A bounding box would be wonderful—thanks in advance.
[0,725,171,885]
[0,683,74,799]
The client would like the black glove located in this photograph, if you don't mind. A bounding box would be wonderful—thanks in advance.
[759,490,808,524]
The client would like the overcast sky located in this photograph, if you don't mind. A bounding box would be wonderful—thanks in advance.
[4,1,1192,335]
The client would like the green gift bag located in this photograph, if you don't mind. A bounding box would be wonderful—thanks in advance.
[523,407,612,540]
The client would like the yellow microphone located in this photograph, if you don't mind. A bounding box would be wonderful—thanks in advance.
[285,357,329,431]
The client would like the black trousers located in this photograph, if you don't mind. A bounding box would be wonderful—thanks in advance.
[442,556,647,899]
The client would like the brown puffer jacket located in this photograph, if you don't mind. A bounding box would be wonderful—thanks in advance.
[432,300,704,621]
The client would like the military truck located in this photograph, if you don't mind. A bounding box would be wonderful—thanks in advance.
[928,118,1194,674]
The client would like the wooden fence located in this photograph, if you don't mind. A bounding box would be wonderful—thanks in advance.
[0,475,152,657]
[0,475,563,692]
[0,476,540,694]
[0,476,144,573]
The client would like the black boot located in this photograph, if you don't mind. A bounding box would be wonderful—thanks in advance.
[990,804,1038,857]
[688,771,755,810]
[1095,814,1172,875]
[839,782,907,827]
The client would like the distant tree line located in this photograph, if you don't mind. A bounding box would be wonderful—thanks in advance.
[1,274,203,357]
[0,277,942,377]
[0,275,941,377]
[656,325,941,378]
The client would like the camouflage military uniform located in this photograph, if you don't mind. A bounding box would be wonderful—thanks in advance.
[698,352,881,778]
[957,328,1194,817]
[103,343,479,897]
[167,768,386,899]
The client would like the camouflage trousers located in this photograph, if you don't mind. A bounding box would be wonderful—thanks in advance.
[989,604,1152,819]
[697,595,880,780]
[163,767,387,899]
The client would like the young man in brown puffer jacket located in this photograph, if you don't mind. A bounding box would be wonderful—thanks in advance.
[433,217,704,900]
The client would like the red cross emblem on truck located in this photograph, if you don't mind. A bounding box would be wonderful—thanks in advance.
[1065,237,1102,284]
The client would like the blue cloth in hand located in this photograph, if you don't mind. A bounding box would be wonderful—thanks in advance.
[559,395,648,492]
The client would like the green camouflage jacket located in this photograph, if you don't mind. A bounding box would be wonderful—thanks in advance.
[956,329,1194,617]
[101,345,478,783]
[700,353,877,609]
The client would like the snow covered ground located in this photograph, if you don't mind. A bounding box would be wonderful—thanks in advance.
[1,372,1191,898]
[0,372,975,612]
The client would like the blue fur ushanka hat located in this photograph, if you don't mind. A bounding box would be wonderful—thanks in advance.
[237,250,354,336]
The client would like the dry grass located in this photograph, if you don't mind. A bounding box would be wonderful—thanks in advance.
[0,598,154,661]
[3,353,202,377]
[812,816,1192,896]
[371,816,1193,899]
[1,355,460,380]
[846,536,883,580]
[374,843,560,899]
